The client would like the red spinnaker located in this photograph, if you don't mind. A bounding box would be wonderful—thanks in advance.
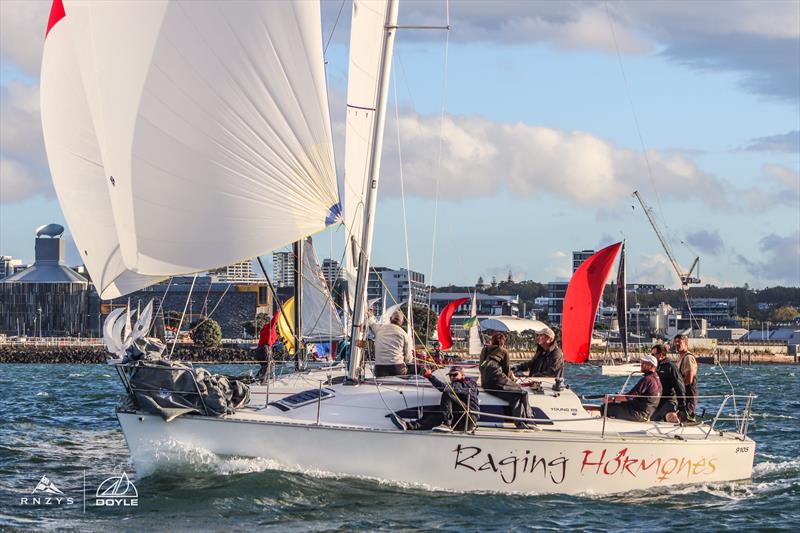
[437,297,469,350]
[46,0,66,37]
[562,242,622,363]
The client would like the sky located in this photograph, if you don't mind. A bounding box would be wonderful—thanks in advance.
[1,0,798,290]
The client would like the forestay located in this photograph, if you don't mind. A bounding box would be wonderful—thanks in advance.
[342,0,391,303]
[57,0,340,280]
[40,0,167,299]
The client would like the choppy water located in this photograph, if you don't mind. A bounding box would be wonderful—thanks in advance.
[1,363,798,532]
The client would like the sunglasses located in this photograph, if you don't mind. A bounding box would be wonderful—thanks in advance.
[448,373,460,377]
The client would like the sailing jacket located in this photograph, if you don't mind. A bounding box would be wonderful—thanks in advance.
[480,346,521,392]
[625,371,662,418]
[516,344,564,379]
[428,374,479,414]
[657,358,686,409]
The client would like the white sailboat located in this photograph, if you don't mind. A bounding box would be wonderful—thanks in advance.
[41,0,756,495]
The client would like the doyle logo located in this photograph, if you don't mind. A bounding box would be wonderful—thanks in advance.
[95,472,138,507]
[19,475,75,506]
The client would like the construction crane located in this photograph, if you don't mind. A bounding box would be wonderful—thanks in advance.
[632,190,701,287]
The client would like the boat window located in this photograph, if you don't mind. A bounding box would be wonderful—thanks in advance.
[269,388,335,411]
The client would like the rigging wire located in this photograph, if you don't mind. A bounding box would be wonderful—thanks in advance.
[323,0,347,56]
[168,273,197,359]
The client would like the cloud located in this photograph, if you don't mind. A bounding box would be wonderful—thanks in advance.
[743,130,800,153]
[379,112,730,209]
[686,229,725,256]
[632,253,679,288]
[741,164,800,210]
[0,81,52,204]
[0,0,49,78]
[550,251,567,258]
[736,231,800,285]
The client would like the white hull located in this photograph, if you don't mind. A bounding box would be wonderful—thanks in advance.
[118,373,755,495]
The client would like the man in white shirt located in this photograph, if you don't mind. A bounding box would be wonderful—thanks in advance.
[369,310,414,377]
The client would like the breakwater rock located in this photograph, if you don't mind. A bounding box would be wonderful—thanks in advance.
[0,344,262,364]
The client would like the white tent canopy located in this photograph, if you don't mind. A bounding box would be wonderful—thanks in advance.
[479,316,549,334]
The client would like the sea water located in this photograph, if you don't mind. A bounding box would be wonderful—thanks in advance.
[1,363,798,532]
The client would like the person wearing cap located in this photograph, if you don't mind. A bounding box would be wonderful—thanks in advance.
[389,365,479,433]
[480,332,534,429]
[513,325,564,379]
[651,343,686,423]
[603,355,662,422]
[673,333,698,421]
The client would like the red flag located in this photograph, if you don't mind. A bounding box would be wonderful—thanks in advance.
[562,242,622,363]
[436,297,469,351]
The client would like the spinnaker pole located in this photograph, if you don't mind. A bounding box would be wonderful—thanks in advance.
[347,0,399,382]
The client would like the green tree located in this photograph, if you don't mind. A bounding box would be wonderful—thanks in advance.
[190,317,222,348]
[164,310,183,330]
[410,305,438,345]
[772,305,799,322]
[244,312,271,337]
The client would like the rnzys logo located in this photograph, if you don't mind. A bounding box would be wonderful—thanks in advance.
[95,471,139,507]
[19,475,75,506]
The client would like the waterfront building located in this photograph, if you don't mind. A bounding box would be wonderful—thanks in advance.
[367,267,429,308]
[429,292,520,318]
[626,283,666,294]
[210,260,262,284]
[272,251,295,288]
[546,281,568,325]
[0,255,29,280]
[0,225,89,336]
[572,249,595,273]
[681,298,738,327]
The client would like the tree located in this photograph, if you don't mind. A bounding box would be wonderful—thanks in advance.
[163,310,183,330]
[772,305,799,322]
[410,305,438,345]
[477,276,485,289]
[190,317,222,348]
[507,270,513,283]
[244,312,271,337]
[491,276,497,288]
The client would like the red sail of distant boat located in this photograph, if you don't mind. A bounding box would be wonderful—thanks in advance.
[562,242,623,363]
[437,297,469,350]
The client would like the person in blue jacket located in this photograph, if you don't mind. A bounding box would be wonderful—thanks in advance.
[390,365,479,433]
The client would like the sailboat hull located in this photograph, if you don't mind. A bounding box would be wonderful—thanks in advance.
[117,411,754,495]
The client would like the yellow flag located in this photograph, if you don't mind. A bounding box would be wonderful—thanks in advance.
[277,296,296,355]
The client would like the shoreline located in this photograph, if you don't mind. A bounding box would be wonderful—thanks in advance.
[0,345,796,365]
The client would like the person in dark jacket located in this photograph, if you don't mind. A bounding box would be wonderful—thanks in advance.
[390,365,479,432]
[480,333,533,429]
[513,325,564,379]
[651,343,686,422]
[603,355,662,422]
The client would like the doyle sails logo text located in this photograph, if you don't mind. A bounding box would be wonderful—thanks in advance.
[95,472,138,507]
[19,475,75,506]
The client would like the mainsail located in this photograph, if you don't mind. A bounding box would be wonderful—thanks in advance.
[43,0,340,295]
[562,242,623,363]
[342,0,391,305]
[40,0,166,299]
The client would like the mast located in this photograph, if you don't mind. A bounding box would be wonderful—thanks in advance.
[615,242,628,362]
[347,0,399,382]
[293,240,304,370]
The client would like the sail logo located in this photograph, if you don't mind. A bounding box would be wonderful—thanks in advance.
[95,472,138,507]
[19,475,75,506]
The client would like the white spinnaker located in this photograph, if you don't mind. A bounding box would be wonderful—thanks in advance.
[39,9,166,299]
[342,0,390,304]
[128,300,154,345]
[111,311,129,357]
[102,308,126,354]
[62,0,340,277]
[301,240,346,340]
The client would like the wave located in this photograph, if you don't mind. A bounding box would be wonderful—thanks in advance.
[751,412,796,420]
[753,459,800,477]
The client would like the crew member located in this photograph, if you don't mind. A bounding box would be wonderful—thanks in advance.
[369,310,414,377]
[513,325,564,379]
[390,366,479,433]
[480,332,533,429]
[651,343,686,423]
[603,354,662,422]
[674,333,698,421]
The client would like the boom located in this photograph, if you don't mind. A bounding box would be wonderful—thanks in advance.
[632,190,700,287]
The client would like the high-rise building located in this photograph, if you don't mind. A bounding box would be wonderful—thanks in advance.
[367,267,429,308]
[272,251,295,288]
[0,256,29,280]
[321,258,342,287]
[572,249,595,273]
